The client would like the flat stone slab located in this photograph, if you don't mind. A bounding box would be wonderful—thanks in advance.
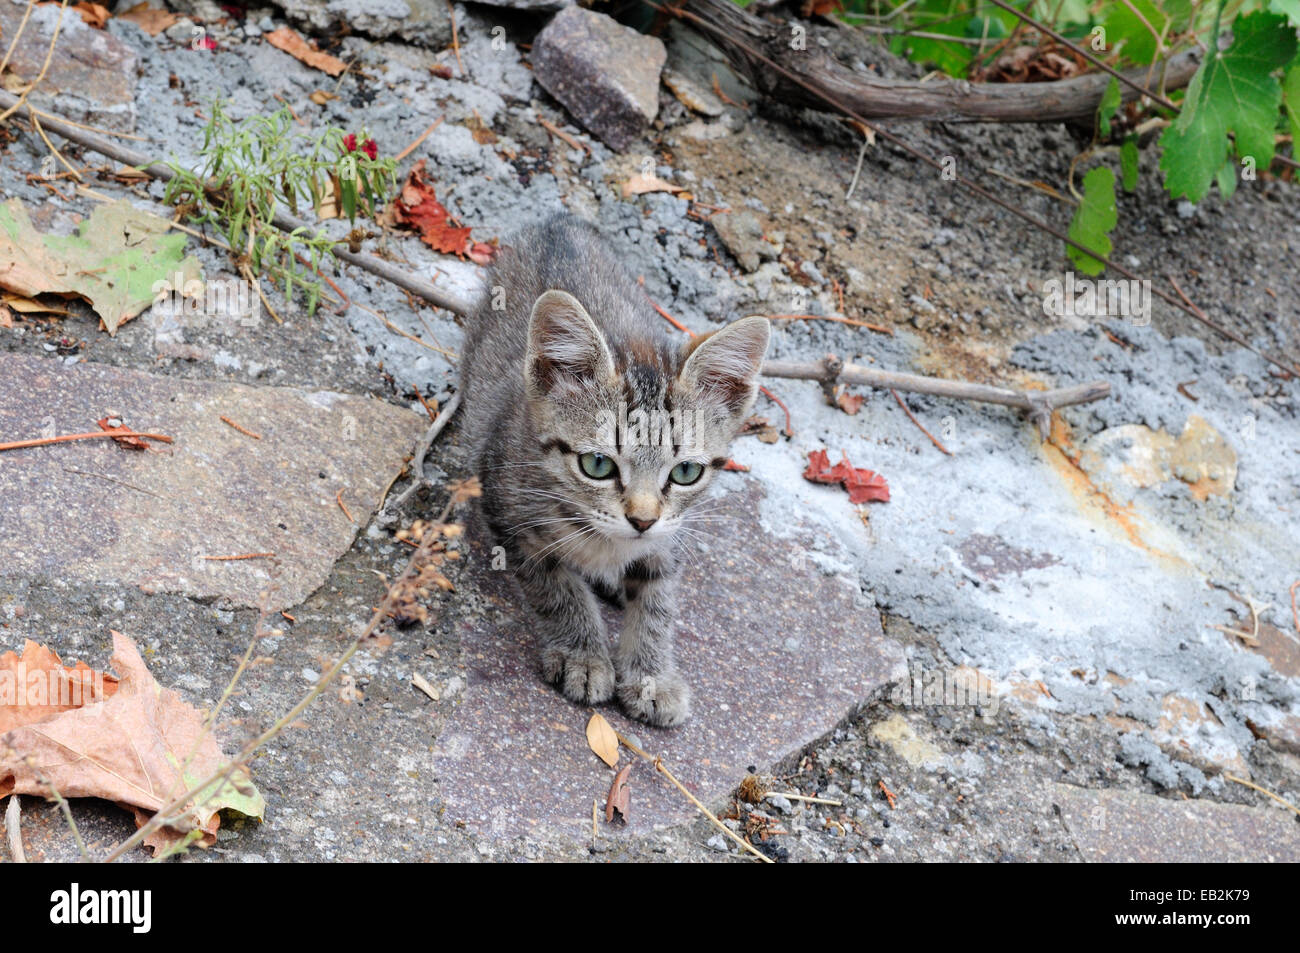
[0,353,423,611]
[435,483,904,842]
[0,1,138,133]
[1052,783,1300,862]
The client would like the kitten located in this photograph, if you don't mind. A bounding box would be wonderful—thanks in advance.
[459,214,769,726]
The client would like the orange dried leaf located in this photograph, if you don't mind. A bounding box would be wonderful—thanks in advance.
[264,27,347,77]
[836,391,865,416]
[392,160,482,258]
[586,712,619,768]
[605,762,633,823]
[0,632,265,855]
[0,640,118,734]
[803,449,890,503]
[115,1,176,35]
[97,415,150,451]
[73,1,110,28]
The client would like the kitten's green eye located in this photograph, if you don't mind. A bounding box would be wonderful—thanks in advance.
[578,452,617,480]
[669,461,704,486]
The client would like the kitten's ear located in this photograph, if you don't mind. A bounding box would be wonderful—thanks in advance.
[525,290,615,399]
[678,316,770,415]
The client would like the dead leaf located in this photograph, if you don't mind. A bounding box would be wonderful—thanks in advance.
[586,713,619,768]
[0,632,266,856]
[72,1,109,28]
[116,2,178,36]
[0,305,11,329]
[264,27,347,77]
[309,89,339,106]
[836,391,865,416]
[605,762,633,823]
[391,159,480,258]
[2,292,72,316]
[622,171,683,199]
[0,199,203,335]
[0,640,119,734]
[803,448,890,504]
[96,416,151,451]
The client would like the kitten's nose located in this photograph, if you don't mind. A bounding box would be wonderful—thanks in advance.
[627,515,657,534]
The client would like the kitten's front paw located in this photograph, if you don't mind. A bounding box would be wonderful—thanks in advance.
[617,670,692,727]
[542,646,615,705]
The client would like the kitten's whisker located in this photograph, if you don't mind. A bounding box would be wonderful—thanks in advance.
[514,488,591,508]
[479,460,549,472]
[503,515,583,537]
[521,523,596,569]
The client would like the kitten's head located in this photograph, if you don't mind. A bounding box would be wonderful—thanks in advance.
[522,289,769,555]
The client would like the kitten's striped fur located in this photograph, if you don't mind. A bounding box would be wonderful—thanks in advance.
[460,214,769,725]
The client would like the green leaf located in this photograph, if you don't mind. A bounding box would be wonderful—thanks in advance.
[1067,166,1118,277]
[1159,10,1297,202]
[1216,156,1238,198]
[1108,0,1169,65]
[1269,0,1300,28]
[1284,60,1300,150]
[1098,76,1121,137]
[340,178,357,222]
[1120,135,1141,191]
[889,0,977,76]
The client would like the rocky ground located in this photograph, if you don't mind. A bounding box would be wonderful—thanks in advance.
[1,0,1298,862]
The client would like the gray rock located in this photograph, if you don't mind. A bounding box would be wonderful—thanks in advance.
[265,0,452,48]
[766,794,794,814]
[531,7,666,152]
[711,210,775,273]
[164,17,197,44]
[706,834,730,852]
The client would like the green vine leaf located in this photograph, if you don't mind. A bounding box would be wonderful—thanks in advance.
[1067,166,1118,277]
[1109,0,1169,66]
[1269,0,1300,29]
[1098,76,1121,138]
[1120,135,1141,192]
[1158,10,1297,202]
[1284,59,1300,149]
[1217,156,1238,199]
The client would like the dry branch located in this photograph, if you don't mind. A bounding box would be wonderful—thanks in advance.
[763,354,1109,436]
[675,0,1202,123]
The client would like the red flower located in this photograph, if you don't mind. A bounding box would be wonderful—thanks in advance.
[361,138,378,161]
[342,133,357,153]
[200,35,217,51]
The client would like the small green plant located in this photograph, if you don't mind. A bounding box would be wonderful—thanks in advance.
[161,101,397,314]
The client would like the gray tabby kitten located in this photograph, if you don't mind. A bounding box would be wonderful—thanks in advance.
[459,214,770,726]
